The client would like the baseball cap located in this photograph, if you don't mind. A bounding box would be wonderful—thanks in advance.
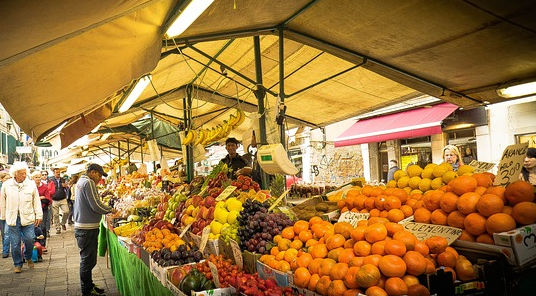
[87,163,108,177]
[225,137,240,145]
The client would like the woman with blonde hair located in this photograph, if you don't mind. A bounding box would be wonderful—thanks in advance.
[443,145,464,171]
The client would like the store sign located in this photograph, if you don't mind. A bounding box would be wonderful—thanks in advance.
[16,146,32,154]
[216,186,237,201]
[402,222,462,244]
[468,160,495,173]
[494,142,528,187]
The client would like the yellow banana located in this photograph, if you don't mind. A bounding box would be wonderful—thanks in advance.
[182,130,195,146]
[228,113,239,127]
[234,109,246,127]
[221,121,232,138]
[194,129,206,146]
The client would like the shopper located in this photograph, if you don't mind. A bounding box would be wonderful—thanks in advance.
[73,164,113,296]
[387,160,400,181]
[0,172,11,258]
[0,162,43,273]
[220,137,252,179]
[519,147,536,185]
[68,175,80,225]
[31,171,51,252]
[443,145,464,171]
[51,168,70,234]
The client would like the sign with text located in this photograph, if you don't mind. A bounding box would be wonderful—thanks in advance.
[216,186,237,201]
[468,160,496,173]
[199,226,211,252]
[494,143,528,187]
[16,146,32,154]
[208,261,221,288]
[402,222,462,244]
[337,211,370,227]
[229,239,243,269]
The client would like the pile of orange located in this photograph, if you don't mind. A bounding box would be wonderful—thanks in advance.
[279,217,479,296]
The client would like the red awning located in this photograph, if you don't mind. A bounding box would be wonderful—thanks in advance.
[334,102,458,147]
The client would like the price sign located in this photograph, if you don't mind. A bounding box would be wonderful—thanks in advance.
[268,189,290,212]
[402,222,462,244]
[208,261,220,288]
[170,218,176,225]
[337,211,370,227]
[494,143,528,187]
[199,226,211,252]
[468,160,496,173]
[198,186,209,197]
[229,239,243,269]
[398,215,414,224]
[179,223,191,238]
[216,186,237,201]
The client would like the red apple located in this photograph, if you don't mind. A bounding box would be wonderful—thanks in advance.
[206,207,215,220]
[204,196,216,208]
[192,195,203,207]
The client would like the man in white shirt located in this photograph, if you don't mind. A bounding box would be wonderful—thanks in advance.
[0,162,43,273]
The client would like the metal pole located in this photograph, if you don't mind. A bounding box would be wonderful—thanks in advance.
[253,36,270,189]
[278,28,286,148]
[184,86,194,182]
[140,136,144,163]
[150,112,156,173]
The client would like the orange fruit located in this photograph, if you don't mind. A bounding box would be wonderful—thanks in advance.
[407,284,431,296]
[363,254,383,267]
[439,192,459,213]
[371,240,387,256]
[353,240,372,257]
[464,213,487,236]
[402,274,421,287]
[436,250,457,268]
[308,273,321,291]
[282,227,295,239]
[458,230,475,242]
[485,213,517,234]
[505,180,535,205]
[329,263,349,281]
[337,248,356,264]
[343,266,361,289]
[348,256,365,268]
[449,175,478,195]
[365,286,388,296]
[511,202,536,225]
[403,250,427,276]
[326,234,346,250]
[476,193,505,217]
[308,257,323,274]
[355,264,381,288]
[455,258,477,282]
[447,211,466,228]
[414,207,432,223]
[400,205,414,218]
[290,239,303,250]
[293,267,311,288]
[423,190,443,211]
[385,222,404,237]
[393,230,417,251]
[315,276,332,295]
[385,277,409,296]
[327,279,348,296]
[425,236,448,254]
[319,258,337,277]
[379,254,407,277]
[484,186,507,203]
[384,239,407,257]
[476,233,494,244]
[413,241,430,258]
[334,222,355,239]
[310,243,329,259]
[296,252,313,268]
[430,209,449,225]
[457,192,481,214]
[472,173,493,188]
[365,223,388,243]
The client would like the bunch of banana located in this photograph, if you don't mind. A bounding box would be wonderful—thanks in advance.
[113,221,143,237]
[227,108,246,128]
[181,130,197,146]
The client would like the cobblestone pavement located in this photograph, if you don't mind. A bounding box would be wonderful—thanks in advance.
[0,225,120,296]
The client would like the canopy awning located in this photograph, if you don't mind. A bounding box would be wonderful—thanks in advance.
[334,103,458,147]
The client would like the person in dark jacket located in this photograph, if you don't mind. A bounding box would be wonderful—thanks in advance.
[50,168,69,234]
[220,137,252,179]
[73,164,113,296]
[387,160,400,182]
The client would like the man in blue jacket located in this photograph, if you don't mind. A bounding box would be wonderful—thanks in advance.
[73,164,113,296]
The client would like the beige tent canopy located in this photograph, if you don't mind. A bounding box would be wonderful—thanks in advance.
[1,0,536,148]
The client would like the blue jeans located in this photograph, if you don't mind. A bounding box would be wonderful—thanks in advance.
[75,228,99,295]
[0,219,10,255]
[8,216,35,267]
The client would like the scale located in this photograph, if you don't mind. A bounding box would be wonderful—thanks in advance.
[257,143,299,175]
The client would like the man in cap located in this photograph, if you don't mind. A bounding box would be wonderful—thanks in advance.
[220,137,252,179]
[73,164,113,296]
[0,162,43,273]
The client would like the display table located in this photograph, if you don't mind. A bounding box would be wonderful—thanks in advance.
[99,223,173,296]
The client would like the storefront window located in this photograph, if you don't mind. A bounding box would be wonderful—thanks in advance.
[447,129,478,164]
[400,136,432,169]
[518,133,536,148]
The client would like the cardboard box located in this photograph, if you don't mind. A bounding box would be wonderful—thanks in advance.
[493,223,536,266]
[243,250,262,275]
[192,287,236,296]
[149,258,175,285]
[255,260,290,287]
[117,236,132,250]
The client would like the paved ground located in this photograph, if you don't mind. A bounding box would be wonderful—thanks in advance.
[0,225,121,296]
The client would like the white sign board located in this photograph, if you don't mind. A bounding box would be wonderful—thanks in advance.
[494,143,528,187]
[16,146,32,154]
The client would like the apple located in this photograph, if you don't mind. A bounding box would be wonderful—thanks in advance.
[201,206,210,220]
[170,268,185,287]
[184,198,193,208]
[204,196,216,208]
[192,195,203,207]
[206,207,215,220]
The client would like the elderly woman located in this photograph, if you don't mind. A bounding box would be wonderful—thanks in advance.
[519,147,536,185]
[443,145,464,171]
[0,172,11,258]
[31,171,52,252]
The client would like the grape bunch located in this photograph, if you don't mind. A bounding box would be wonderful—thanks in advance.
[237,199,294,253]
[220,223,239,243]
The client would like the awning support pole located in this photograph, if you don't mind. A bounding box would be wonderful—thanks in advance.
[253,36,270,190]
[150,112,156,173]
[140,136,144,163]
[184,86,194,182]
[278,27,286,148]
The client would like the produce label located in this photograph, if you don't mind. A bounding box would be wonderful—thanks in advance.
[216,186,237,201]
[338,211,370,227]
[402,221,462,244]
[494,142,528,187]
[208,261,220,288]
[268,189,290,212]
[229,239,243,269]
[179,224,191,238]
[468,160,495,173]
[199,226,211,252]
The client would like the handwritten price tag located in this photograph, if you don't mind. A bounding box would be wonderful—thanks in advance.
[179,224,191,238]
[199,226,211,252]
[468,160,495,173]
[216,186,237,201]
[338,211,370,227]
[493,143,528,187]
[268,189,290,212]
[208,261,220,288]
[229,239,243,269]
[402,222,462,244]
